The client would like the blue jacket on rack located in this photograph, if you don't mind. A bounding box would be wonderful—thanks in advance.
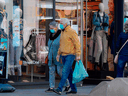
[116,32,128,56]
[93,11,109,32]
[48,30,63,66]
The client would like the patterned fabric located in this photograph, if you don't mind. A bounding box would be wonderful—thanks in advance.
[36,35,46,62]
[0,28,7,39]
[9,19,23,40]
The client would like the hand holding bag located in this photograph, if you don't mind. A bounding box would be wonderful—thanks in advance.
[72,60,89,84]
[114,39,128,64]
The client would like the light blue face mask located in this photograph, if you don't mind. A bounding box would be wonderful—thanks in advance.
[50,29,55,33]
[60,24,64,30]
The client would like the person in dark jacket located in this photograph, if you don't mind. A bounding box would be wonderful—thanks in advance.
[45,21,70,92]
[116,21,128,77]
[110,21,115,55]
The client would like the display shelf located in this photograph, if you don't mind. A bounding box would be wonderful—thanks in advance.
[37,16,53,20]
[37,1,53,9]
[55,18,77,21]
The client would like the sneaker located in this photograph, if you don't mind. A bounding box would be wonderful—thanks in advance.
[53,88,61,95]
[63,86,70,92]
[45,88,54,92]
[66,90,77,94]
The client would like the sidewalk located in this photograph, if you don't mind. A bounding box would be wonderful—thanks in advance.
[0,85,96,96]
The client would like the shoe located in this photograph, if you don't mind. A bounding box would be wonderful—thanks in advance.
[45,88,54,92]
[53,88,61,95]
[66,90,77,94]
[18,76,22,82]
[63,86,70,92]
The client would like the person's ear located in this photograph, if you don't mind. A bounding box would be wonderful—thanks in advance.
[55,27,58,31]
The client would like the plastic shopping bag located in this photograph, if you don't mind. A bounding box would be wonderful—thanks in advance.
[72,60,89,84]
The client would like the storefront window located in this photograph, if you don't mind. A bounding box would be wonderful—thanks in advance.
[2,0,53,83]
[0,0,116,84]
[87,0,115,77]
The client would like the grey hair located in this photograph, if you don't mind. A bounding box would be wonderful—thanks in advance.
[49,21,58,28]
[124,21,128,27]
[124,21,128,33]
[60,18,70,25]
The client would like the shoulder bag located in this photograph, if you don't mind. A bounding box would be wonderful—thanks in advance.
[114,39,128,64]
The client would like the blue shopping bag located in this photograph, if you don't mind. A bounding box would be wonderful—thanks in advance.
[72,60,89,84]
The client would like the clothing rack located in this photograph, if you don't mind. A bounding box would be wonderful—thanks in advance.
[32,28,46,35]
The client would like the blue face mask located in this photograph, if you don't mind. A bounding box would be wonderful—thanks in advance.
[50,29,55,33]
[60,24,64,30]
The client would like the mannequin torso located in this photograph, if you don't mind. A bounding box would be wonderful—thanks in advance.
[9,8,23,40]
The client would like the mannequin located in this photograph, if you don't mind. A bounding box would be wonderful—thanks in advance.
[0,0,5,11]
[92,3,109,71]
[9,8,23,81]
[0,0,7,50]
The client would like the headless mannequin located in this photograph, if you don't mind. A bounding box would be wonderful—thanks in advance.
[9,8,23,81]
[94,3,109,71]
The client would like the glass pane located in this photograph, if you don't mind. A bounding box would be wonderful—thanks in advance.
[6,0,53,83]
[87,0,115,73]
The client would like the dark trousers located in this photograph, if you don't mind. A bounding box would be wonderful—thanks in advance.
[117,55,128,77]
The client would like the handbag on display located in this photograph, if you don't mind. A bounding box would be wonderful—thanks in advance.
[72,60,89,84]
[114,39,128,64]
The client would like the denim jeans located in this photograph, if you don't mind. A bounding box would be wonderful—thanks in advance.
[9,39,23,76]
[49,65,69,88]
[58,55,77,92]
[117,55,128,77]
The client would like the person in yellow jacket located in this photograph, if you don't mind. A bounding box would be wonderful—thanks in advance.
[53,18,81,95]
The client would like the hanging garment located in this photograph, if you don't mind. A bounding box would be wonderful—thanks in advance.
[36,34,46,63]
[88,26,98,64]
[0,28,7,49]
[23,33,37,62]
